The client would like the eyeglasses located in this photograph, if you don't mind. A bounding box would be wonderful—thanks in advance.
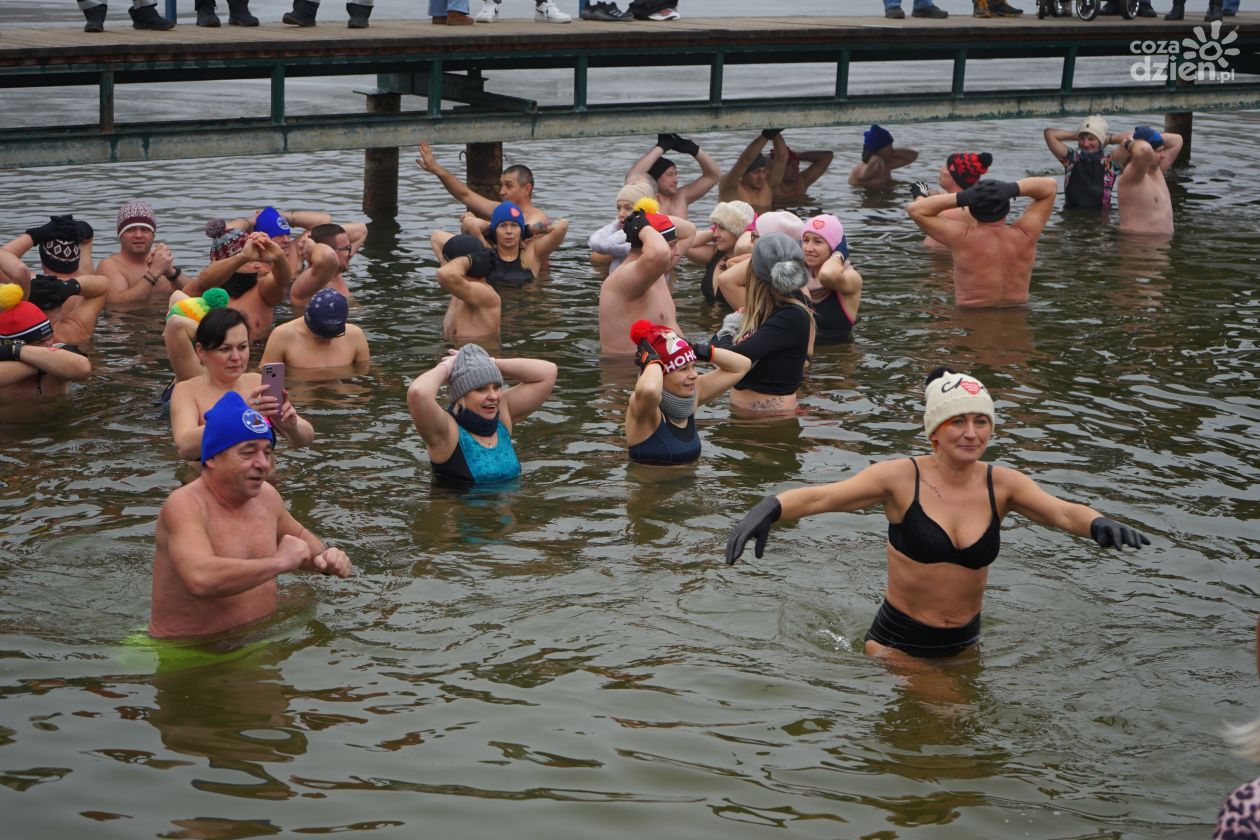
[333,246,353,253]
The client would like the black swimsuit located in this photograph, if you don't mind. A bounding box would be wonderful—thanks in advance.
[887,458,1000,570]
[701,249,729,308]
[468,249,534,288]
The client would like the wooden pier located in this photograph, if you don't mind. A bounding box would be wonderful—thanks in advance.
[1,15,1258,171]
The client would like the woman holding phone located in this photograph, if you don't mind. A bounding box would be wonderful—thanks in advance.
[170,308,315,462]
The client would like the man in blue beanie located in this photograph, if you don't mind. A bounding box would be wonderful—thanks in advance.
[261,288,370,371]
[1109,125,1183,236]
[149,390,350,639]
[849,124,920,189]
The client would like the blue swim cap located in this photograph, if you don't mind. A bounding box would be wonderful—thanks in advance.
[863,124,894,154]
[490,201,525,233]
[1133,125,1164,149]
[304,288,348,339]
[255,206,292,238]
[201,390,274,463]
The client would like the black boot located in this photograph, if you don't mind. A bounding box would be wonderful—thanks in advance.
[196,0,221,26]
[82,3,107,31]
[1165,0,1184,18]
[346,2,371,27]
[1206,0,1222,19]
[1136,1,1156,16]
[227,0,259,25]
[283,0,319,25]
[130,3,176,29]
[1098,0,1121,13]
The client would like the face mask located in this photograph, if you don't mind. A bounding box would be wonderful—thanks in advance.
[449,404,499,437]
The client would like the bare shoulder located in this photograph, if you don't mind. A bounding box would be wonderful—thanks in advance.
[345,323,367,339]
[160,480,206,520]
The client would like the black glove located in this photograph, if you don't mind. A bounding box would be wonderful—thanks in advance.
[29,275,81,311]
[673,135,700,157]
[691,341,713,363]
[726,495,782,565]
[1090,517,1150,550]
[74,219,94,242]
[910,181,930,200]
[25,218,62,245]
[622,210,649,250]
[0,339,23,363]
[655,133,676,152]
[761,128,783,139]
[634,338,663,371]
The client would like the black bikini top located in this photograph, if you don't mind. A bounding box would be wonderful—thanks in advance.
[887,458,1000,571]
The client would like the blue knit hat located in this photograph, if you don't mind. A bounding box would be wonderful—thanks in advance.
[255,206,292,238]
[863,124,894,154]
[490,201,525,234]
[201,390,274,463]
[1133,125,1164,149]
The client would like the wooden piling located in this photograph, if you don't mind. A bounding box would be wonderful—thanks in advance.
[467,142,503,203]
[363,92,402,218]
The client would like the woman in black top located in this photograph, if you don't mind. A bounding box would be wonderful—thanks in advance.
[713,232,814,417]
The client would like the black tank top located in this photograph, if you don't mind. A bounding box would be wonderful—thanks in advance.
[1063,150,1106,210]
[887,458,1000,570]
[469,249,534,289]
[702,249,729,308]
[811,289,854,344]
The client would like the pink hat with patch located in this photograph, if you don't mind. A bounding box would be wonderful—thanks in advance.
[803,214,844,253]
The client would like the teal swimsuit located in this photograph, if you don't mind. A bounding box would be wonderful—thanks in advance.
[432,421,522,484]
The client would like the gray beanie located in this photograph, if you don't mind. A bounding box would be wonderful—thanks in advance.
[751,232,809,295]
[448,343,503,401]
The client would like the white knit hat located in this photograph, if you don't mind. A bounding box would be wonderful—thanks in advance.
[708,201,755,237]
[923,370,996,438]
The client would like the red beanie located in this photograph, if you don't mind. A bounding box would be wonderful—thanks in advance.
[629,319,695,373]
[646,213,677,243]
[947,152,993,190]
[0,300,53,343]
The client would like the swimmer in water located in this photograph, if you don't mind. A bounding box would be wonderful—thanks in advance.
[800,214,862,345]
[687,200,755,309]
[726,367,1151,660]
[0,285,92,399]
[712,232,815,418]
[625,319,750,465]
[149,389,350,640]
[908,151,991,249]
[407,343,557,485]
[848,124,919,189]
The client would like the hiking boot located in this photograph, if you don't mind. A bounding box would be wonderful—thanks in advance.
[1206,0,1223,19]
[82,3,107,32]
[989,0,1023,14]
[447,10,474,24]
[535,0,572,21]
[130,4,176,29]
[283,0,319,26]
[195,0,220,26]
[474,0,499,21]
[347,1,371,27]
[227,0,259,25]
[973,0,992,16]
[912,4,949,16]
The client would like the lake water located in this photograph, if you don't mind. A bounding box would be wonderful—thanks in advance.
[1,3,1259,837]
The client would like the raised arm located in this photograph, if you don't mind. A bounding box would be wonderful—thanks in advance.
[0,250,32,295]
[609,226,671,299]
[406,355,459,457]
[675,137,722,205]
[437,256,501,310]
[254,236,292,307]
[56,273,110,338]
[527,217,569,257]
[1157,132,1183,173]
[906,192,973,248]
[1012,176,1059,239]
[499,356,558,425]
[766,133,790,191]
[289,239,339,309]
[416,141,498,219]
[627,134,672,180]
[887,147,919,170]
[184,240,264,297]
[1002,466,1149,549]
[795,150,834,190]
[1043,127,1076,165]
[170,382,206,461]
[695,346,751,406]
[719,135,771,198]
[849,154,890,187]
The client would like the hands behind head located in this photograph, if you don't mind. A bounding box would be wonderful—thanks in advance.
[621,210,649,247]
[633,338,662,372]
[910,181,930,200]
[438,348,459,377]
[761,128,783,139]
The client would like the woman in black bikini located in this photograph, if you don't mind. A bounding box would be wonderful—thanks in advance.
[725,367,1150,660]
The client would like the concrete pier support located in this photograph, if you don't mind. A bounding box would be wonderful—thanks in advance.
[467,142,503,202]
[1165,111,1192,166]
[363,92,402,218]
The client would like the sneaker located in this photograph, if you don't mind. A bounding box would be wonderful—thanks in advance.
[535,0,572,21]
[581,1,630,20]
[885,6,906,17]
[647,7,680,19]
[911,3,948,16]
[474,0,499,22]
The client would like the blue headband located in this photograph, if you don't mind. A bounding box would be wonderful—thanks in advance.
[255,206,292,238]
[200,390,274,463]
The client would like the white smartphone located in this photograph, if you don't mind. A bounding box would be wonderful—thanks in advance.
[261,362,285,404]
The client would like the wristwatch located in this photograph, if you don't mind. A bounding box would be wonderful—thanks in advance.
[166,266,183,286]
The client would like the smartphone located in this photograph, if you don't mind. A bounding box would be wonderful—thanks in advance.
[261,362,285,405]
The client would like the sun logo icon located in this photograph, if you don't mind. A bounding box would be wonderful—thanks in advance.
[1182,20,1240,70]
